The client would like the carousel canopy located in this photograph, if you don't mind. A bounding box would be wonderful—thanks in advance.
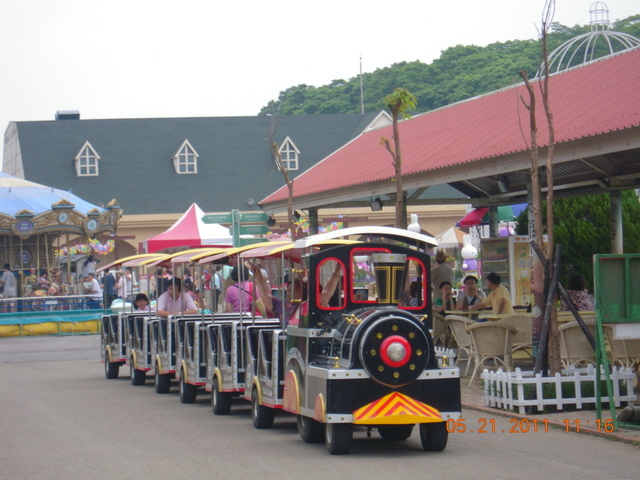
[145,203,233,253]
[0,172,120,239]
[0,172,102,215]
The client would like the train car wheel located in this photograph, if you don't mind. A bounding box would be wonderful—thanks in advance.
[211,377,231,415]
[325,423,352,455]
[378,424,414,441]
[297,415,323,443]
[179,371,197,404]
[130,358,146,386]
[154,363,171,394]
[419,422,448,452]
[251,388,274,429]
[104,350,119,379]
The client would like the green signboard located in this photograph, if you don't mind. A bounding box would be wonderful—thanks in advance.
[230,225,271,235]
[594,253,640,323]
[201,214,233,224]
[241,212,269,223]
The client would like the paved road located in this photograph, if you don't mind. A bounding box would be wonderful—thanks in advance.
[1,335,638,480]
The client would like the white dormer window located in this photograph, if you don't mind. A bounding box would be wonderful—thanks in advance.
[279,137,300,171]
[75,141,100,176]
[173,139,198,174]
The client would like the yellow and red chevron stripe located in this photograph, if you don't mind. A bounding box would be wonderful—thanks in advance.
[353,392,442,425]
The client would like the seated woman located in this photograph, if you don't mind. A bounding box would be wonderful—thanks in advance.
[433,281,456,313]
[224,265,256,313]
[560,274,594,311]
[251,263,342,325]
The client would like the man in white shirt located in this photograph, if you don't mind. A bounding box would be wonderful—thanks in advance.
[86,272,103,309]
[157,277,199,318]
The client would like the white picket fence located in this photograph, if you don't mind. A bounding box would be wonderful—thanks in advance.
[482,365,637,414]
[435,346,456,367]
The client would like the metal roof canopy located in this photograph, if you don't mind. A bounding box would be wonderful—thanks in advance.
[261,128,640,213]
[259,48,640,215]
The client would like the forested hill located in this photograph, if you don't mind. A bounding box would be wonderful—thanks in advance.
[258,15,640,116]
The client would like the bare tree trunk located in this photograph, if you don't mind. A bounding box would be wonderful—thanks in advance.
[520,0,561,375]
[268,116,299,240]
[519,72,543,251]
[540,0,561,374]
[270,142,298,240]
[392,117,405,229]
[382,88,415,230]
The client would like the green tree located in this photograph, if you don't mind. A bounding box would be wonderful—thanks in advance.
[515,191,640,290]
[258,14,640,117]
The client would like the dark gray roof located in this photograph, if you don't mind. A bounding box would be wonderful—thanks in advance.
[13,113,380,215]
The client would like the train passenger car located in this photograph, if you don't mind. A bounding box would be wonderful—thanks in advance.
[172,313,277,406]
[101,313,127,379]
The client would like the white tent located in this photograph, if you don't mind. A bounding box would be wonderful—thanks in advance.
[436,226,466,248]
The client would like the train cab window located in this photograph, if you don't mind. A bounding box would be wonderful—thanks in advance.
[351,248,392,304]
[316,259,345,309]
[402,257,428,310]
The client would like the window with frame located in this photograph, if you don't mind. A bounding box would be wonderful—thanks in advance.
[278,137,299,171]
[74,141,100,176]
[173,139,198,174]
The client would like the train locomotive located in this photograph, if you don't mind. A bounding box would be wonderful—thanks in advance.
[101,226,461,455]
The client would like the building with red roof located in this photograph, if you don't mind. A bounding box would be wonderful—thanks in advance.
[260,47,640,217]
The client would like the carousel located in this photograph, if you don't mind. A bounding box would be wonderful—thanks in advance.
[0,172,121,336]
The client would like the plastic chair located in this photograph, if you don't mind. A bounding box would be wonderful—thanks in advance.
[466,322,517,386]
[603,324,640,370]
[558,317,596,369]
[446,315,475,376]
[498,313,532,357]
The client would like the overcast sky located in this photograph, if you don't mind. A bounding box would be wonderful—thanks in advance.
[1,0,638,165]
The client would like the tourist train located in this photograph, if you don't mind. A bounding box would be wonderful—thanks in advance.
[101,226,462,454]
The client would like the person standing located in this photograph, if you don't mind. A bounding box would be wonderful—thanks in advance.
[470,272,514,315]
[183,268,194,291]
[213,265,222,312]
[86,272,103,310]
[431,249,453,304]
[202,269,212,310]
[102,269,117,308]
[81,255,98,280]
[1,263,17,312]
[116,269,132,300]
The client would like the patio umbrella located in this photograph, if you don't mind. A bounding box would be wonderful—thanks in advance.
[457,204,527,228]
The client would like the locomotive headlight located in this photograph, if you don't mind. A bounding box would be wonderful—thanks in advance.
[387,342,406,362]
[380,335,411,368]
